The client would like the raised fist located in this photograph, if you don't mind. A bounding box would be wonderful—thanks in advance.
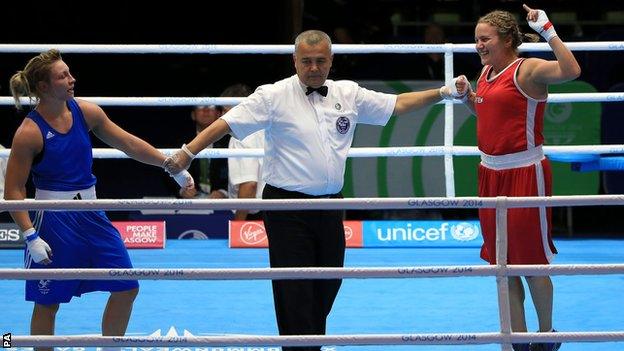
[523,4,558,42]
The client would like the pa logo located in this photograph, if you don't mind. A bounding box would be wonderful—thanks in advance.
[3,333,11,348]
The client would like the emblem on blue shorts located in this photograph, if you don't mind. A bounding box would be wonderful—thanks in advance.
[336,116,350,134]
[38,279,51,294]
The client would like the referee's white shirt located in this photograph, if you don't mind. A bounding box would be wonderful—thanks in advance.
[228,130,265,214]
[222,75,396,196]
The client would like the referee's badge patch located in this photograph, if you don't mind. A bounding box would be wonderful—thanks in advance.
[336,116,350,134]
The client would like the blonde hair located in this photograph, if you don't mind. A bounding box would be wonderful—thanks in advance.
[478,10,539,53]
[9,49,62,110]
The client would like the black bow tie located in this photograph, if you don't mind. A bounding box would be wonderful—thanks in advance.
[305,85,328,97]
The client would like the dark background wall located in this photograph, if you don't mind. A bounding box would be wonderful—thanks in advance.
[0,2,298,200]
[0,0,622,234]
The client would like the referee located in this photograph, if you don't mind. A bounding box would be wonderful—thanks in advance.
[165,29,461,351]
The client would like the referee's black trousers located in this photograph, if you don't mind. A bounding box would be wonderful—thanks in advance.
[262,184,346,351]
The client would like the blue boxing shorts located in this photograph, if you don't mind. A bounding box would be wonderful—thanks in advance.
[25,187,138,304]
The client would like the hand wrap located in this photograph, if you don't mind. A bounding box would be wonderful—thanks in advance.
[172,169,195,189]
[439,75,472,102]
[528,9,557,42]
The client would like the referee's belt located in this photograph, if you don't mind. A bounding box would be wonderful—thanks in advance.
[264,184,341,199]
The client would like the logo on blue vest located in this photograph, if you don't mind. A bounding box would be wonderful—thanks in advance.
[336,116,350,134]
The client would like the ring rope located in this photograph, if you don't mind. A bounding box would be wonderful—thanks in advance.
[0,41,621,54]
[1,264,624,280]
[3,39,622,351]
[2,145,624,159]
[1,41,620,200]
[1,92,622,106]
[0,96,245,106]
[10,331,624,348]
[1,195,623,212]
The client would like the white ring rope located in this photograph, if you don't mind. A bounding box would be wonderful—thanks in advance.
[0,96,245,106]
[1,92,622,106]
[10,331,624,348]
[3,40,623,351]
[1,145,623,159]
[1,195,623,212]
[0,41,622,54]
[1,264,624,280]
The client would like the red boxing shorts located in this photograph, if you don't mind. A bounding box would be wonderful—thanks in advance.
[478,158,557,264]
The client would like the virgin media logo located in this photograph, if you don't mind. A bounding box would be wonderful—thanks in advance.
[240,222,267,245]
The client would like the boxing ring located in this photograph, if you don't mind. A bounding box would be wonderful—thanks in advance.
[1,41,624,350]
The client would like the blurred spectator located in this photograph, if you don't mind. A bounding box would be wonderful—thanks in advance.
[302,0,395,79]
[222,84,266,220]
[179,103,230,199]
[584,29,624,92]
[421,23,446,80]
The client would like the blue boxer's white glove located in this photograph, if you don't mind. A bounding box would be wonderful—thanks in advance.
[524,4,558,42]
[163,144,195,176]
[171,169,195,190]
[440,75,472,102]
[163,145,195,189]
[24,228,52,264]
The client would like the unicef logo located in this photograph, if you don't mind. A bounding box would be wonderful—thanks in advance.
[451,222,479,241]
[335,116,350,134]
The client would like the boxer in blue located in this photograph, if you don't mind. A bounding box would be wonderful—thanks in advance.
[5,49,193,350]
